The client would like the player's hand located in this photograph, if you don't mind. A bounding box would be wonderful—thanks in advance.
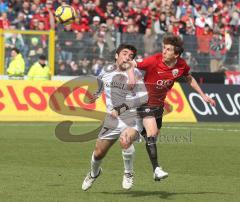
[110,109,119,118]
[88,94,99,103]
[202,94,216,106]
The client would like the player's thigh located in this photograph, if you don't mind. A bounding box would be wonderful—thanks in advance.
[119,127,138,149]
[142,116,158,137]
[94,138,117,159]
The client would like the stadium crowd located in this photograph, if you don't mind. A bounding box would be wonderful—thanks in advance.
[0,0,240,76]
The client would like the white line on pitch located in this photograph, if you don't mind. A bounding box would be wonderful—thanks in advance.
[162,126,240,132]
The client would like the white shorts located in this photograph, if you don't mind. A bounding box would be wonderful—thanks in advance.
[98,110,143,140]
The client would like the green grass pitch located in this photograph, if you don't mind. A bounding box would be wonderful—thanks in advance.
[0,122,239,202]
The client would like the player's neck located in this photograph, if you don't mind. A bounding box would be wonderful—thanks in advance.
[163,59,177,68]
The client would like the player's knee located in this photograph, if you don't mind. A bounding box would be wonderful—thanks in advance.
[94,148,105,160]
[120,135,132,149]
[122,144,135,159]
[147,129,158,137]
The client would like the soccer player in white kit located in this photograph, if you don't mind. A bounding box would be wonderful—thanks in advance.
[82,44,148,191]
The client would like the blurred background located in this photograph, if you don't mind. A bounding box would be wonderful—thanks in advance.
[0,0,239,83]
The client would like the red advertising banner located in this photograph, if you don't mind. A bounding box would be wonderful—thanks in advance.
[225,71,240,85]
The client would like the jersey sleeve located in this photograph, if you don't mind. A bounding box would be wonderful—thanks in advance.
[183,62,191,76]
[97,67,105,80]
[135,54,158,71]
[95,68,105,97]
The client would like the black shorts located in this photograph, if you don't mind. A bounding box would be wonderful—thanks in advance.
[137,104,164,130]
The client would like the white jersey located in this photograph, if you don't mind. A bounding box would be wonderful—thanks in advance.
[97,64,148,113]
[96,63,148,140]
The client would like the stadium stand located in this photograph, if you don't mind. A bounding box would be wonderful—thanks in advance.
[0,0,240,77]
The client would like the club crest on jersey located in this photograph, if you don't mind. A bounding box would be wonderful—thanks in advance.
[172,69,179,77]
[145,108,150,113]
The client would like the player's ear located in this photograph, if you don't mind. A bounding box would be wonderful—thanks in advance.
[115,53,118,60]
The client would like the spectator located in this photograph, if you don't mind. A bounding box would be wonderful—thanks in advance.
[143,28,156,56]
[115,0,125,17]
[27,55,51,80]
[92,32,111,60]
[58,24,75,64]
[209,31,226,72]
[133,5,148,34]
[154,12,168,35]
[195,10,213,35]
[56,61,72,76]
[104,1,115,19]
[0,0,8,13]
[21,1,32,29]
[5,33,25,52]
[78,58,91,75]
[91,57,104,76]
[72,31,89,62]
[176,0,196,19]
[6,48,25,79]
[104,17,117,53]
[12,12,27,30]
[27,37,44,66]
[90,16,101,33]
[196,24,212,71]
[1,0,239,75]
[72,17,90,32]
[0,12,10,29]
[6,3,17,22]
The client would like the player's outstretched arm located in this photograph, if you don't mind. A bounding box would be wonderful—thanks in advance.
[185,75,216,106]
[88,78,104,103]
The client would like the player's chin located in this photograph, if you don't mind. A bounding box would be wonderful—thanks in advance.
[119,62,131,71]
[119,64,127,71]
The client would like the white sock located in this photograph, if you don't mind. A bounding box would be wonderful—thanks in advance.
[90,153,102,177]
[122,144,135,174]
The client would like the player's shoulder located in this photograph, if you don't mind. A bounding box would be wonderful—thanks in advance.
[103,63,117,73]
[178,57,190,68]
[136,53,162,63]
[99,63,117,77]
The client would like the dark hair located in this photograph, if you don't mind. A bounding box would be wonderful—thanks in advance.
[11,48,20,54]
[163,34,184,56]
[115,44,137,58]
[39,55,47,60]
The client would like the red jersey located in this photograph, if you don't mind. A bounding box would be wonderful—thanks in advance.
[136,53,190,106]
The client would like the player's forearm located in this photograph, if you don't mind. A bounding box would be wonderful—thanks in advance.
[126,64,136,88]
[94,78,104,97]
[125,93,148,109]
[188,76,205,97]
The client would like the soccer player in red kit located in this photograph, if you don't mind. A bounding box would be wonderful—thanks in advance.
[125,34,216,181]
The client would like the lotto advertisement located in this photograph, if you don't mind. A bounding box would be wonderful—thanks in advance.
[0,79,106,122]
[0,80,196,122]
